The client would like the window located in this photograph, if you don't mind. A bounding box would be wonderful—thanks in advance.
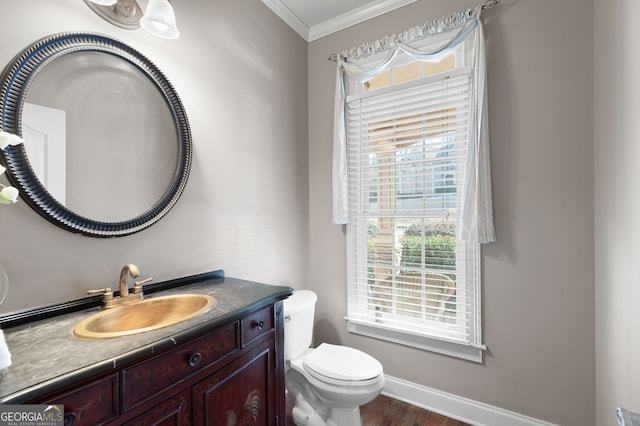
[345,50,484,362]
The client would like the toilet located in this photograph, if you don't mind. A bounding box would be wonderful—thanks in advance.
[284,290,385,426]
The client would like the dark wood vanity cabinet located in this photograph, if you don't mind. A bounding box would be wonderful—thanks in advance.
[36,301,286,426]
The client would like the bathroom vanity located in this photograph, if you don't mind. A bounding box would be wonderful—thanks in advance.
[0,271,292,426]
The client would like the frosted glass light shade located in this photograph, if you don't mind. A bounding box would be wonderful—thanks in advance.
[140,0,180,39]
[88,0,118,5]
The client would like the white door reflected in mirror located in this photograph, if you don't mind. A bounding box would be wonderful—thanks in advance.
[23,103,67,205]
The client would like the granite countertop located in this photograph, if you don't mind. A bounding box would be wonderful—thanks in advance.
[0,275,293,403]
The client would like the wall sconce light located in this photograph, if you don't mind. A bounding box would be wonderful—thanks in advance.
[84,0,180,39]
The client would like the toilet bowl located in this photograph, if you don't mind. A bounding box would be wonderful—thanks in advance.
[284,290,385,426]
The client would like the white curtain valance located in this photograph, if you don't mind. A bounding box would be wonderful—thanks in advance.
[339,8,476,62]
[332,7,496,244]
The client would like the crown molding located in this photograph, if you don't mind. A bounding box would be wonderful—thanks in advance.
[261,0,418,42]
[308,0,418,42]
[260,0,309,40]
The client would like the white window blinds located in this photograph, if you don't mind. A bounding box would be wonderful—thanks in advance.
[345,67,483,360]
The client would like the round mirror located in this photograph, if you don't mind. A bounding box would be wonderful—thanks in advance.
[0,33,192,237]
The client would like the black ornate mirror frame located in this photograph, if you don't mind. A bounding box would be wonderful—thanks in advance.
[0,33,192,238]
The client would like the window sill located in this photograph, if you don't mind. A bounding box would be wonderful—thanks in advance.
[346,318,484,363]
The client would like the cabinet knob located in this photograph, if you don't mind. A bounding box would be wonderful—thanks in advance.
[256,320,265,330]
[64,412,77,426]
[188,352,202,367]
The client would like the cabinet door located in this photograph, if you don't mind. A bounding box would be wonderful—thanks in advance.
[193,340,276,426]
[124,390,191,426]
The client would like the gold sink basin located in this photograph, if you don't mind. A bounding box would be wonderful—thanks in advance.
[73,294,217,339]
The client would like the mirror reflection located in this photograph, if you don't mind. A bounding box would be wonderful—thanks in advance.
[23,51,177,222]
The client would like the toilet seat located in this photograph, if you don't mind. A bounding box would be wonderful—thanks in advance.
[301,343,383,387]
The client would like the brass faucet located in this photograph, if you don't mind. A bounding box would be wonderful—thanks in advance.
[88,264,153,309]
[119,264,140,298]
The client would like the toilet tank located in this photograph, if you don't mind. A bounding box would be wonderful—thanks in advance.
[283,290,317,361]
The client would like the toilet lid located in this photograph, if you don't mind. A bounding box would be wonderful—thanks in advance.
[302,343,383,382]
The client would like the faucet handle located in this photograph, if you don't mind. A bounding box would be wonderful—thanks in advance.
[133,278,153,294]
[87,287,113,302]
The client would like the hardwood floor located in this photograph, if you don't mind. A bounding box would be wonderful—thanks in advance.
[286,393,471,426]
[360,395,471,426]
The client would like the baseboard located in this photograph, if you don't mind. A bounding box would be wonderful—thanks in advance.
[382,375,560,426]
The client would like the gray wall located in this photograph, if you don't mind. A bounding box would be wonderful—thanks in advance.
[0,0,309,312]
[594,0,640,424]
[308,1,595,425]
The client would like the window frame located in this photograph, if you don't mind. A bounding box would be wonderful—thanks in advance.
[344,48,485,363]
